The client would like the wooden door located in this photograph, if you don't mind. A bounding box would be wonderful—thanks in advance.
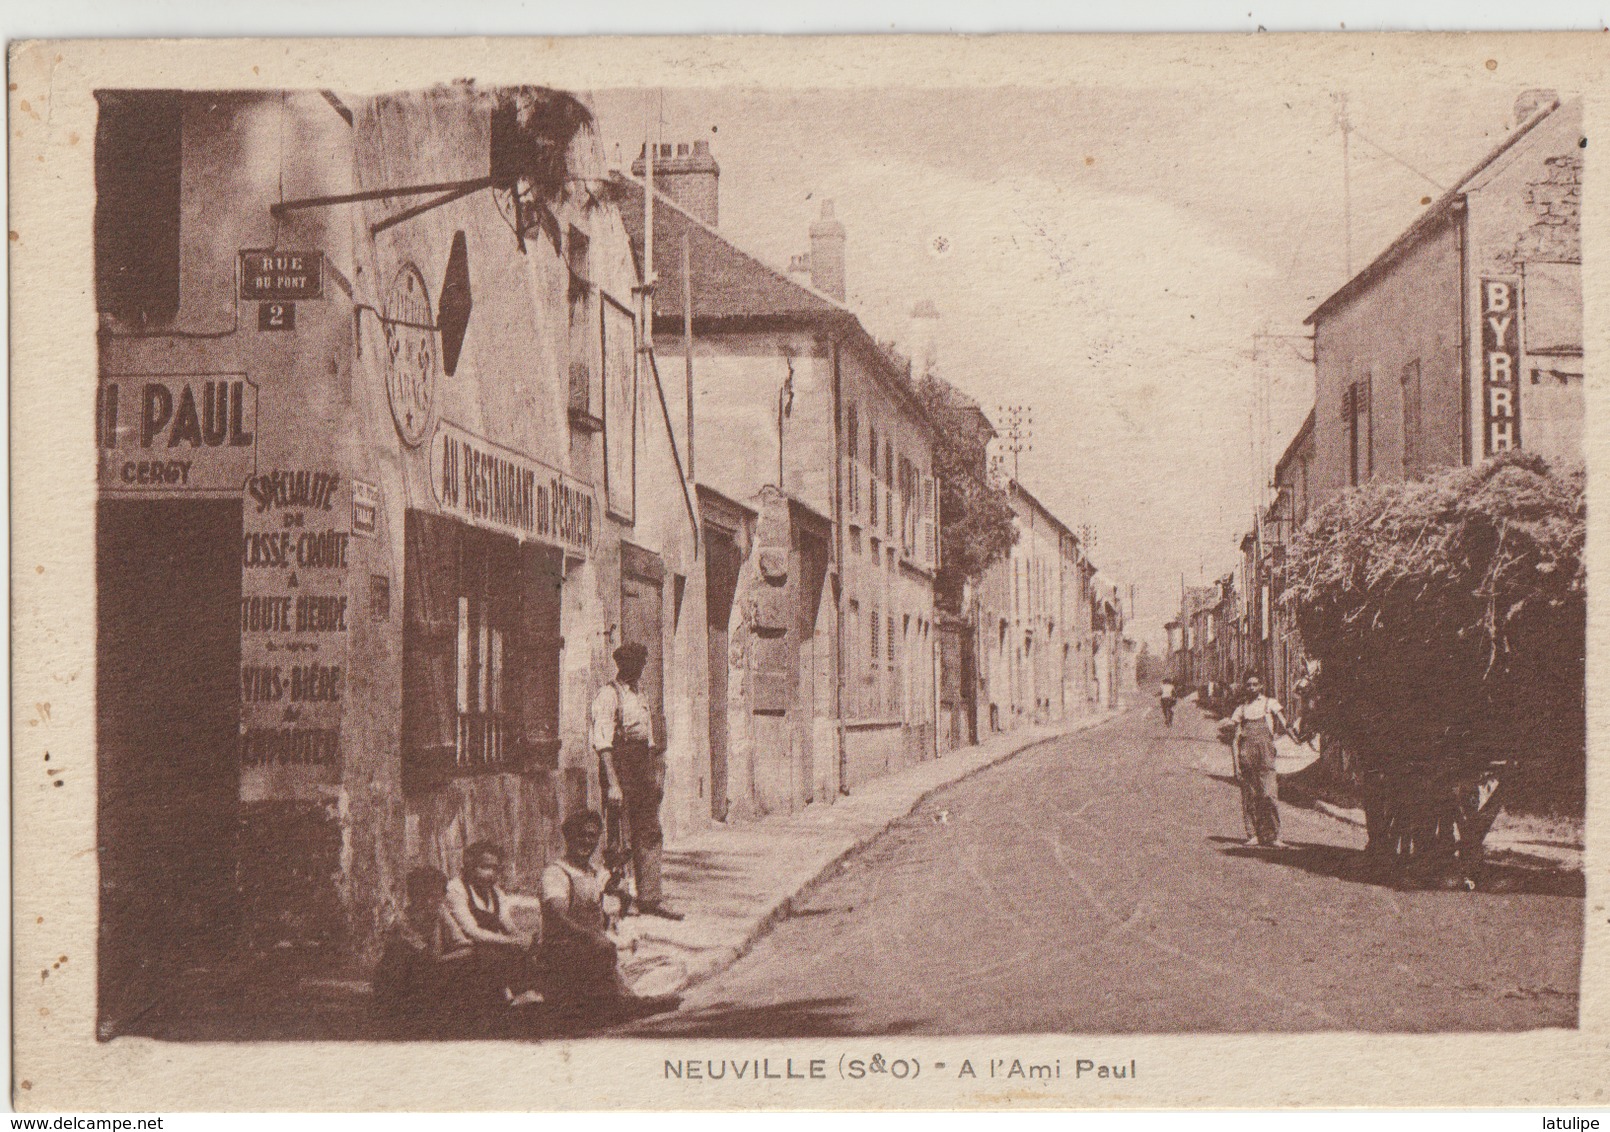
[704,526,743,821]
[97,499,242,1036]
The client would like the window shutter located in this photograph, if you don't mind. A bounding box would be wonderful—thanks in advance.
[922,474,937,569]
[513,541,565,769]
[403,509,462,790]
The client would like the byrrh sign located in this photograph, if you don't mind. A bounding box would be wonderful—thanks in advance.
[430,421,598,557]
[1480,277,1522,456]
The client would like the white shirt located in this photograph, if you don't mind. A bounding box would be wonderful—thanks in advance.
[442,876,519,954]
[1230,696,1282,725]
[589,681,654,753]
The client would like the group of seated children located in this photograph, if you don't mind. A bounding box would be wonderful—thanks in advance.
[373,809,680,1031]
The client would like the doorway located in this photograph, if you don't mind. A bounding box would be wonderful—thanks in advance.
[703,526,742,821]
[97,498,242,1036]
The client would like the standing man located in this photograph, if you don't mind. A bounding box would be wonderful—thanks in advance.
[1159,676,1177,727]
[590,642,683,921]
[1229,675,1289,848]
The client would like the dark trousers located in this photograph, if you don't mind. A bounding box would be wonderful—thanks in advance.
[536,929,628,1005]
[605,743,666,905]
[437,942,529,1012]
[1237,732,1281,845]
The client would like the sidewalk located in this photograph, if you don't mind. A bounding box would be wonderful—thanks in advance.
[125,711,1118,1038]
[1309,798,1585,872]
[615,710,1121,997]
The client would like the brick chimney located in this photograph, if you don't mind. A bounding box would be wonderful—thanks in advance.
[908,299,940,379]
[808,200,846,301]
[632,139,720,227]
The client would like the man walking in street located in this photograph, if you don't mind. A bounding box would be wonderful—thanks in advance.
[590,642,683,921]
[1229,675,1289,848]
[1159,677,1177,727]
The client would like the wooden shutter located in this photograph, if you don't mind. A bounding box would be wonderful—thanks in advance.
[403,509,462,791]
[513,541,564,769]
[922,474,937,569]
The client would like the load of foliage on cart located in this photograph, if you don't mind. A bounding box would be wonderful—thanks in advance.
[1280,452,1585,833]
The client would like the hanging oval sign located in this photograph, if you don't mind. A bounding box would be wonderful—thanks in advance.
[383,261,437,448]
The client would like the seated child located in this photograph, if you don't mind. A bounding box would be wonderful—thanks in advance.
[372,867,452,1030]
[443,840,536,1010]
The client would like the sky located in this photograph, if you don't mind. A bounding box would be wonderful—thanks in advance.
[591,82,1531,649]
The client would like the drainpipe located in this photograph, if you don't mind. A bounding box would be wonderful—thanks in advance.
[831,337,848,796]
[1457,204,1473,466]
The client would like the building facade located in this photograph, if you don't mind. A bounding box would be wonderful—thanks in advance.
[93,85,702,1032]
[1234,93,1585,726]
[1305,94,1583,508]
[618,156,942,821]
[977,481,1103,732]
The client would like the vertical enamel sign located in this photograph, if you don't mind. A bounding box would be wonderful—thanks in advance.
[1481,277,1522,456]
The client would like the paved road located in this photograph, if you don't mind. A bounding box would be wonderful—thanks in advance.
[626,703,1583,1036]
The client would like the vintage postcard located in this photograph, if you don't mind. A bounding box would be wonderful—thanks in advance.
[9,33,1609,1111]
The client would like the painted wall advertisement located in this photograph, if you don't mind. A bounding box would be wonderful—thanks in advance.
[97,373,259,494]
[240,466,350,802]
[430,420,598,557]
[1480,277,1522,456]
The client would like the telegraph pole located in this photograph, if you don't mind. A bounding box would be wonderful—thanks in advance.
[995,404,1033,483]
[1335,92,1354,277]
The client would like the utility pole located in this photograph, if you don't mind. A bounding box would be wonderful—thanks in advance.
[995,404,1033,483]
[682,231,694,480]
[1335,92,1354,277]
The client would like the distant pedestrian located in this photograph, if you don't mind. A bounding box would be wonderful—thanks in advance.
[590,642,683,920]
[1159,678,1177,726]
[1229,675,1289,848]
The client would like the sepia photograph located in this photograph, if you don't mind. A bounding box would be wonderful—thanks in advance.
[7,32,1607,1112]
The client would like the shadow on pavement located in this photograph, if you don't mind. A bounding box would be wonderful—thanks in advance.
[609,995,920,1038]
[1212,838,1586,898]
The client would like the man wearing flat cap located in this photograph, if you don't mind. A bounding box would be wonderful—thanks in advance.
[589,641,682,920]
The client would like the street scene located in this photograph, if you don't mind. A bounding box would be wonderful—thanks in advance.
[81,77,1584,1043]
[628,707,1581,1037]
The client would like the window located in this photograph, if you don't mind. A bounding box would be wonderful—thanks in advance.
[921,474,937,569]
[849,599,861,711]
[846,404,860,515]
[897,456,916,553]
[567,227,603,431]
[868,423,880,529]
[95,91,183,325]
[1400,359,1423,477]
[869,605,882,715]
[602,294,637,521]
[887,612,898,714]
[884,440,895,538]
[403,510,563,790]
[1364,370,1375,479]
[1343,380,1371,487]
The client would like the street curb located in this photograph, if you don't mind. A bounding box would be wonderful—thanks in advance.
[660,708,1126,997]
[1311,798,1367,828]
